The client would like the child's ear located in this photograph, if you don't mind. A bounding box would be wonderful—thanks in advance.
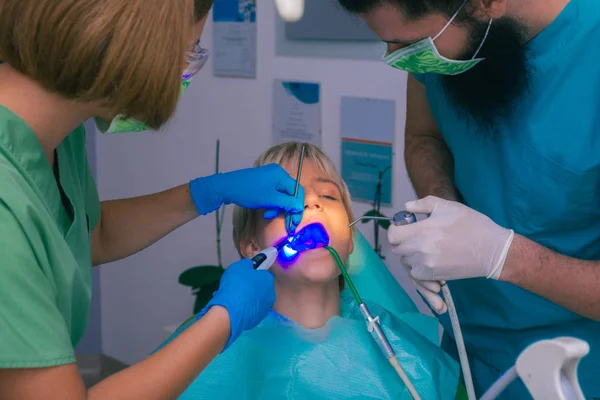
[239,239,262,259]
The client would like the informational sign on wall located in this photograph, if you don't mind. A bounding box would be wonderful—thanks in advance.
[272,80,322,147]
[340,97,395,206]
[285,0,379,42]
[212,0,257,78]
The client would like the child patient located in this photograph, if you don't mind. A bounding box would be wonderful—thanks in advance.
[166,142,460,400]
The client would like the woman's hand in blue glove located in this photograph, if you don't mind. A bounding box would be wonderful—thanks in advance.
[199,258,275,351]
[190,164,304,231]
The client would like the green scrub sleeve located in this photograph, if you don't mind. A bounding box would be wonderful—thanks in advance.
[0,203,76,368]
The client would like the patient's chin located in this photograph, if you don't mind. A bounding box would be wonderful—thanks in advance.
[290,249,341,283]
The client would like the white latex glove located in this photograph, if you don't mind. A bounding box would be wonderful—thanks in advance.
[388,196,515,282]
[403,267,448,314]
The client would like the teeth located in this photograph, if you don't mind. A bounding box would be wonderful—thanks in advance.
[285,222,329,252]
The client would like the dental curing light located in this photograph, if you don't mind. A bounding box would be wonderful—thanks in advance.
[275,0,304,23]
[252,222,330,271]
[252,239,290,271]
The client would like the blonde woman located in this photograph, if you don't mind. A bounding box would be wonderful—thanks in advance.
[0,1,305,399]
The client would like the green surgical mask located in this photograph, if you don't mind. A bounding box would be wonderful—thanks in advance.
[94,79,192,134]
[382,0,492,76]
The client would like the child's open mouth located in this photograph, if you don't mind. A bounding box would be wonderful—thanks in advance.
[277,223,330,264]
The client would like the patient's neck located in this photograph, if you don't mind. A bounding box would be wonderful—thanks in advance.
[273,278,340,329]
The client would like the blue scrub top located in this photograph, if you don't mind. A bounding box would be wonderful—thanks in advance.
[415,0,600,397]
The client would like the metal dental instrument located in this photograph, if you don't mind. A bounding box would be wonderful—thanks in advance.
[255,144,307,271]
[287,144,306,234]
[254,145,308,271]
[348,210,417,228]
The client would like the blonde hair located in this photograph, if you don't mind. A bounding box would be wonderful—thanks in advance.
[233,142,355,258]
[0,0,213,129]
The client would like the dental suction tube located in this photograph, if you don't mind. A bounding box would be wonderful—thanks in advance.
[325,245,422,400]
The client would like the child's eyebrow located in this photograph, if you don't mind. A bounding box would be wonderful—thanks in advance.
[313,177,338,186]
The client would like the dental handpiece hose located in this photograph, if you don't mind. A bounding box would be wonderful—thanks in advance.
[441,283,475,400]
[324,246,422,400]
[396,214,475,400]
[353,212,476,400]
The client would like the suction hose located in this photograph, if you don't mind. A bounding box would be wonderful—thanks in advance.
[389,356,422,400]
[442,283,476,400]
[325,246,422,400]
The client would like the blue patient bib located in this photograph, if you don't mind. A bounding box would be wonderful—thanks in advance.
[161,295,459,399]
[415,0,600,397]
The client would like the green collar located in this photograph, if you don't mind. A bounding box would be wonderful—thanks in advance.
[0,105,63,215]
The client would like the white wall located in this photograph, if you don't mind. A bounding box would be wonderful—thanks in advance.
[97,3,427,366]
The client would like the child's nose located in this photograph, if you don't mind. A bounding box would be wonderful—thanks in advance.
[304,191,322,211]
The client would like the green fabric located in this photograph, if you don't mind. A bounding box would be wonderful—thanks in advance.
[161,295,459,399]
[0,106,100,368]
[382,38,482,76]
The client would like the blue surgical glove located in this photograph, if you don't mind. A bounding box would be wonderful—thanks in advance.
[190,164,304,232]
[197,258,275,351]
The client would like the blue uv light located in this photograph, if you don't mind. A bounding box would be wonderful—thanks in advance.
[277,223,330,267]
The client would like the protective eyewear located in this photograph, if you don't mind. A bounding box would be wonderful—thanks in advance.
[183,41,210,81]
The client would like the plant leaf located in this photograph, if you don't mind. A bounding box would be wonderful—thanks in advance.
[179,266,224,288]
[377,219,391,230]
[358,209,391,230]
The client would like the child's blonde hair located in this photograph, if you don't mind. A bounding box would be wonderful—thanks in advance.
[233,142,355,258]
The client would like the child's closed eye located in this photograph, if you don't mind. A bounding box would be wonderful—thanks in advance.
[320,194,339,201]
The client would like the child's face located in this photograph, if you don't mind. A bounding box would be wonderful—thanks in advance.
[254,159,353,285]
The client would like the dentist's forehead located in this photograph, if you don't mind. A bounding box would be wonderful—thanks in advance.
[361,3,451,44]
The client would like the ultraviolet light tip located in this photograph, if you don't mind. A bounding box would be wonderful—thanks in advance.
[282,245,298,258]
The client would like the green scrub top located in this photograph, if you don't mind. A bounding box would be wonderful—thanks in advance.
[0,106,101,368]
